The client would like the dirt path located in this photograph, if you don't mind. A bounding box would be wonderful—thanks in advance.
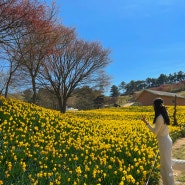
[172,138,185,185]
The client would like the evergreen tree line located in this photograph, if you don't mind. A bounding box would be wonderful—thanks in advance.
[110,71,185,96]
[22,86,117,110]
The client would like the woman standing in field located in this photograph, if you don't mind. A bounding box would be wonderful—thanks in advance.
[141,98,174,185]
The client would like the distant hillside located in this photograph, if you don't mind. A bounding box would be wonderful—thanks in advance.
[150,80,185,95]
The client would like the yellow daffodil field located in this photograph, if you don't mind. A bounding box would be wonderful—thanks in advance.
[0,96,184,185]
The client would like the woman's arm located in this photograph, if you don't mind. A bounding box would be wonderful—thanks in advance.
[141,115,163,136]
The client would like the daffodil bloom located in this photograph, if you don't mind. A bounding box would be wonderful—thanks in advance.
[0,96,184,184]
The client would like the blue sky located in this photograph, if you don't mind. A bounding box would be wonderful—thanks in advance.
[46,0,185,88]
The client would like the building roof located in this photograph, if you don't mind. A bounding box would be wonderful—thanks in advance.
[137,89,185,100]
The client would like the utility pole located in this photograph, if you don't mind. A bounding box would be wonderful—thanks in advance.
[173,95,178,126]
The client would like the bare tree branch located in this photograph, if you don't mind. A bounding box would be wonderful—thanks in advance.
[39,28,111,113]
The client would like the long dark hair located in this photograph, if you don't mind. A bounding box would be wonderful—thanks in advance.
[153,98,170,125]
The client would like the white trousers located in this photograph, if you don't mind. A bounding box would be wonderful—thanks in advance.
[158,135,174,185]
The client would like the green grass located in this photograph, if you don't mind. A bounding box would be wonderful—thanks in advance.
[172,138,185,184]
[176,172,185,184]
[173,144,185,160]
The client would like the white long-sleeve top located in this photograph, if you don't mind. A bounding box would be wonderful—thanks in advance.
[147,114,169,137]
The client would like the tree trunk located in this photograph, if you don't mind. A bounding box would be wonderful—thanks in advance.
[57,95,67,113]
[4,81,9,98]
[61,99,67,113]
[4,74,12,98]
[31,76,37,103]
